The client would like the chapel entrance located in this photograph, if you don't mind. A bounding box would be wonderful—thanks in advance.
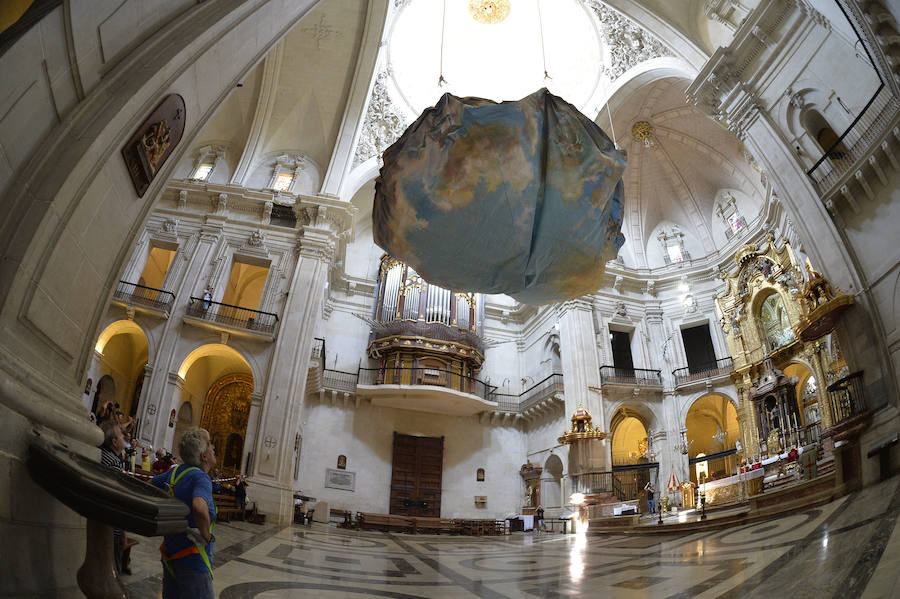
[199,372,253,476]
[389,433,443,517]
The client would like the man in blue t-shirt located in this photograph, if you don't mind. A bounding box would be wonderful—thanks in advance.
[152,428,217,599]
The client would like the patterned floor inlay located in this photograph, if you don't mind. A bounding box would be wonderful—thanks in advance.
[121,475,900,598]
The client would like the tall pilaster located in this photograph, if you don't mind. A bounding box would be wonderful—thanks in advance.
[557,299,610,470]
[248,224,337,523]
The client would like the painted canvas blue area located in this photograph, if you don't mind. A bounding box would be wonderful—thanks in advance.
[374,88,626,305]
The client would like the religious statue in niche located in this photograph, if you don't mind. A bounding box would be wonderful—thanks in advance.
[337,455,347,470]
[84,378,92,395]
[477,468,485,481]
[168,409,177,428]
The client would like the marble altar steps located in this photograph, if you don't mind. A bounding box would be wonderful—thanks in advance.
[586,471,837,535]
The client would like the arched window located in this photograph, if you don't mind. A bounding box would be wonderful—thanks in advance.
[476,468,485,481]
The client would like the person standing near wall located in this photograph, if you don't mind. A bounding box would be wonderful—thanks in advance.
[152,428,217,599]
[645,482,656,515]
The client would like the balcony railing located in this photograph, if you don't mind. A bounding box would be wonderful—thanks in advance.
[599,366,662,387]
[491,373,565,413]
[826,371,868,425]
[358,367,496,401]
[113,281,175,312]
[322,369,359,393]
[186,297,279,334]
[807,84,899,194]
[673,357,733,386]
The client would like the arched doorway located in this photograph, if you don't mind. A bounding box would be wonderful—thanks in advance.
[542,454,564,509]
[610,408,649,466]
[200,373,254,476]
[91,320,150,419]
[609,407,653,501]
[685,394,740,484]
[173,344,254,474]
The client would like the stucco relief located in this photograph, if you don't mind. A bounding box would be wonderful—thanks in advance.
[353,69,410,167]
[584,2,674,80]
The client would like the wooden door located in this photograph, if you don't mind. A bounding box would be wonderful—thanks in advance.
[390,433,443,517]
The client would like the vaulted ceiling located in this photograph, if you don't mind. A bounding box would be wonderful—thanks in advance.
[176,0,783,269]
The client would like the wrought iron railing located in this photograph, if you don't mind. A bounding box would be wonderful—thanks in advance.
[322,369,359,393]
[826,370,868,424]
[113,281,175,311]
[488,373,564,413]
[599,366,662,386]
[358,367,496,401]
[186,297,279,334]
[570,470,614,495]
[807,85,899,193]
[611,465,655,501]
[672,357,733,386]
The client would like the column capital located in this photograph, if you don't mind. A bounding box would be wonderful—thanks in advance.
[557,298,592,317]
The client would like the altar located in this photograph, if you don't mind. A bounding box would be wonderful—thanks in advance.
[700,469,764,505]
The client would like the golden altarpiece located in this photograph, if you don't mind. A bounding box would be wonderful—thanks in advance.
[715,233,853,459]
[200,373,254,476]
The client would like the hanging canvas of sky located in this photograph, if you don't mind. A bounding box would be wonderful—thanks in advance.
[373,88,626,305]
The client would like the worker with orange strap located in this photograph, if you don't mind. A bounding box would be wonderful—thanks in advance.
[151,428,217,598]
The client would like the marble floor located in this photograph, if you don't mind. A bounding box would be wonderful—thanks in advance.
[123,474,900,598]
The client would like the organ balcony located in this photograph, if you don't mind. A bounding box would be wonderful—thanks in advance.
[359,255,495,416]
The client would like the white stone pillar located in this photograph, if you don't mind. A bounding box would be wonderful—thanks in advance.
[557,299,610,471]
[248,225,337,524]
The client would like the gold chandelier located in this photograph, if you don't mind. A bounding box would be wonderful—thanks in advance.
[468,0,511,25]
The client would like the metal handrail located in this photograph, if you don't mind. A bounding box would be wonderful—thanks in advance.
[186,296,279,334]
[672,357,733,385]
[358,367,496,401]
[570,470,614,494]
[489,373,564,413]
[322,368,359,393]
[599,366,662,386]
[826,370,867,424]
[113,280,175,311]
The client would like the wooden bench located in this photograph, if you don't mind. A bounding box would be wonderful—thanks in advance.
[357,512,413,533]
[330,508,354,528]
[409,517,460,535]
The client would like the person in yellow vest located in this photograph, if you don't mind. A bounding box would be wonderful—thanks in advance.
[152,428,217,598]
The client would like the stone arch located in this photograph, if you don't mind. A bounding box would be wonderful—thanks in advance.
[92,319,150,418]
[608,403,656,465]
[177,342,263,389]
[684,392,740,459]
